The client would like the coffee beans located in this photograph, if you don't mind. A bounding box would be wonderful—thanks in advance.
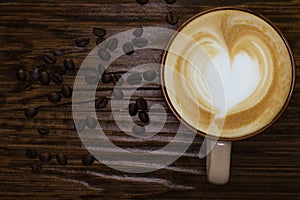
[138,111,150,123]
[101,73,113,84]
[37,127,49,136]
[132,37,148,48]
[143,70,157,81]
[129,103,138,116]
[85,74,99,84]
[93,27,106,37]
[52,64,66,75]
[95,96,108,109]
[165,0,176,4]
[98,64,105,75]
[56,153,68,165]
[32,68,40,80]
[85,116,97,129]
[26,148,37,158]
[32,161,42,173]
[98,49,111,61]
[39,152,52,162]
[25,107,38,118]
[123,42,134,55]
[61,85,72,98]
[166,11,178,25]
[112,89,124,99]
[37,64,47,71]
[51,73,63,85]
[12,81,30,92]
[133,26,143,37]
[136,97,148,111]
[113,74,123,86]
[127,73,142,85]
[16,69,27,82]
[63,58,75,71]
[136,0,148,5]
[47,92,61,103]
[76,37,90,47]
[108,38,118,51]
[82,153,95,166]
[39,72,50,85]
[75,119,86,132]
[132,125,146,134]
[43,53,56,64]
[98,40,109,50]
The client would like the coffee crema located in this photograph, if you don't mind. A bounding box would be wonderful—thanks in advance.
[163,9,293,139]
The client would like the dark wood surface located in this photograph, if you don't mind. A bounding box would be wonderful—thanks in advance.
[0,0,300,199]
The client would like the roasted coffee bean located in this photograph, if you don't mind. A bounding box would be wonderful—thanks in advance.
[95,96,108,109]
[123,42,134,55]
[47,92,61,103]
[113,74,123,86]
[39,72,50,85]
[56,153,68,166]
[127,73,142,85]
[85,116,97,129]
[133,26,143,37]
[39,152,52,162]
[32,161,42,173]
[93,27,106,37]
[101,73,113,84]
[25,107,38,118]
[138,111,150,123]
[75,119,85,132]
[43,53,56,64]
[37,63,47,71]
[98,39,108,50]
[128,103,138,116]
[16,69,27,82]
[165,0,176,4]
[136,97,148,110]
[112,89,124,99]
[85,74,99,84]
[12,81,31,92]
[51,73,63,85]
[76,37,90,47]
[98,49,111,61]
[143,70,157,81]
[61,85,72,98]
[132,124,146,134]
[82,153,95,166]
[26,148,37,158]
[98,64,106,75]
[108,38,118,51]
[31,68,40,80]
[54,49,63,56]
[166,11,178,25]
[63,58,75,71]
[52,64,66,75]
[96,37,106,46]
[136,0,148,5]
[37,127,49,136]
[132,37,148,48]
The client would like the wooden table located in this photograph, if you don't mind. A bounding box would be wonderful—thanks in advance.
[0,0,299,199]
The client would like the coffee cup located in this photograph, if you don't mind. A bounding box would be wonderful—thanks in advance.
[161,7,295,185]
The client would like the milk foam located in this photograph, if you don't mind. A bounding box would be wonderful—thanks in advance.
[164,9,293,138]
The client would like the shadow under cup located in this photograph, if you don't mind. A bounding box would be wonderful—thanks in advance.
[161,7,296,185]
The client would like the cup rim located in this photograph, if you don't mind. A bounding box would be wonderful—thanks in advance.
[160,6,296,141]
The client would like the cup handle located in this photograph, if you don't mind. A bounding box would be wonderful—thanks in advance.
[206,139,232,185]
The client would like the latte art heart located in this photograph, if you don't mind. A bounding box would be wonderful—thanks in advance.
[164,9,293,138]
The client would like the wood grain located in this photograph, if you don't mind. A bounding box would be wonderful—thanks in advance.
[0,0,299,199]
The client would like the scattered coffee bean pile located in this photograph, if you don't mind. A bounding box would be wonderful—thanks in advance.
[20,0,178,173]
[136,0,179,25]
